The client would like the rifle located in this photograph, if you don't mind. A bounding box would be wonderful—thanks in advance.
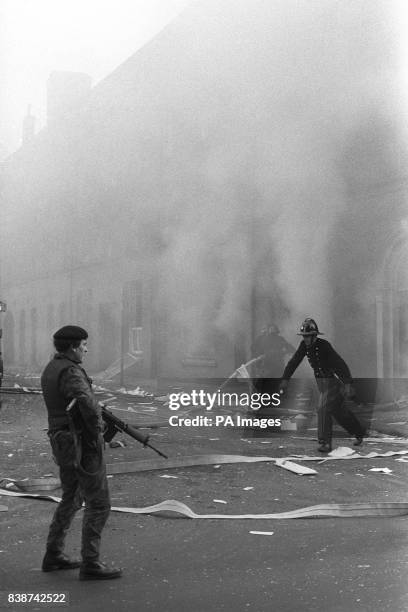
[66,399,167,459]
[102,406,167,458]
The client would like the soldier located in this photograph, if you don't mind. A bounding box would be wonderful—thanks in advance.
[41,325,122,580]
[252,322,294,394]
[279,318,364,453]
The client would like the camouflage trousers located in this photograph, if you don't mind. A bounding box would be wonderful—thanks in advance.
[316,378,364,445]
[46,429,111,562]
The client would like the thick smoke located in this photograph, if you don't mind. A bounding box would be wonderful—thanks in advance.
[154,0,405,359]
[2,0,407,375]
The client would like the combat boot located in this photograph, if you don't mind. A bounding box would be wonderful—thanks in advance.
[79,561,122,580]
[42,552,81,572]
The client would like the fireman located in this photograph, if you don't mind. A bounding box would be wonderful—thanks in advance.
[279,318,364,453]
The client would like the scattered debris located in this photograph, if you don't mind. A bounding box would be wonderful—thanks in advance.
[109,440,127,448]
[213,499,227,504]
[250,531,274,535]
[155,395,169,402]
[159,475,179,479]
[0,477,60,492]
[274,459,317,475]
[369,468,393,474]
[328,447,356,458]
[116,386,154,400]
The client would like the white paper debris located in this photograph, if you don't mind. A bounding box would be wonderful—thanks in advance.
[369,467,393,474]
[213,499,227,504]
[159,475,178,479]
[243,487,254,491]
[275,459,317,475]
[250,531,274,536]
[328,447,356,458]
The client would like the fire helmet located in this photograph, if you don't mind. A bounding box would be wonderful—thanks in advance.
[297,318,324,336]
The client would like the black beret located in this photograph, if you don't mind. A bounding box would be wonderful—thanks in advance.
[53,325,88,340]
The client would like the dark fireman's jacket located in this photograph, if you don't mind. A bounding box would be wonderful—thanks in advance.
[41,353,103,435]
[281,338,352,384]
